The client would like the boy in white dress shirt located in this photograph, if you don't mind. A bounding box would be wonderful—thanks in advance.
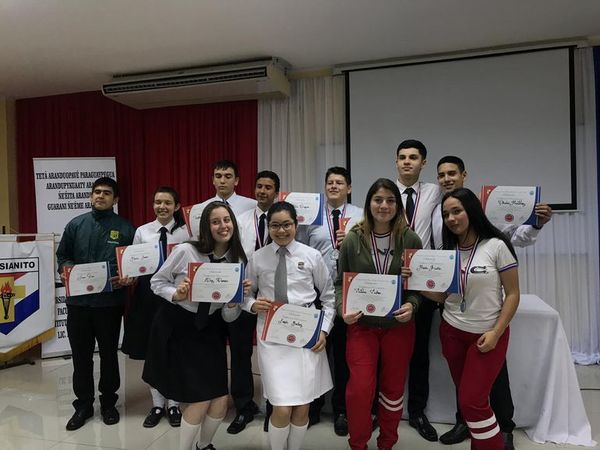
[394,139,442,442]
[199,160,257,216]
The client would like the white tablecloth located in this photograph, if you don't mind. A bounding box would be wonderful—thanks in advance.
[424,295,596,446]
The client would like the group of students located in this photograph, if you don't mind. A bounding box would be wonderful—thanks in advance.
[57,139,552,450]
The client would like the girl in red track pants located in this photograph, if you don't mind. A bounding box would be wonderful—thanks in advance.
[346,322,416,450]
[441,319,509,450]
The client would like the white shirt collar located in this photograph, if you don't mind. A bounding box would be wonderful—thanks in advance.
[153,218,176,233]
[396,180,421,194]
[272,239,300,256]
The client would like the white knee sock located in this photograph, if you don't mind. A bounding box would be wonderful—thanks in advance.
[196,415,224,449]
[287,422,308,450]
[150,387,166,409]
[167,399,180,408]
[268,420,290,450]
[179,417,201,450]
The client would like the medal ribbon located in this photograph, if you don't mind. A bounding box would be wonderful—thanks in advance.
[327,204,346,249]
[371,231,392,274]
[458,237,480,307]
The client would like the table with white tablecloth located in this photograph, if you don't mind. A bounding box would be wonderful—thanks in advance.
[423,294,595,446]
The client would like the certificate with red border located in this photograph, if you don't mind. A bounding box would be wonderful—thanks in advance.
[278,192,324,225]
[182,203,205,239]
[342,272,401,317]
[480,185,541,228]
[403,249,460,293]
[64,262,112,297]
[188,262,244,304]
[116,242,163,278]
[261,302,324,348]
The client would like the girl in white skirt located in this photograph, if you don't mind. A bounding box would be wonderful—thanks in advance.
[244,201,336,450]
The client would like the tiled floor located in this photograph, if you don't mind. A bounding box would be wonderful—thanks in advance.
[0,352,598,449]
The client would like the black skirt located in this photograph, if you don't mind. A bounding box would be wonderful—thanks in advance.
[121,275,163,360]
[142,302,228,403]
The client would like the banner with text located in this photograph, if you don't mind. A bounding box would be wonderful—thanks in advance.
[0,235,55,361]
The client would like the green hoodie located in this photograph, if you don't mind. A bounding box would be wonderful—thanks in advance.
[335,223,423,328]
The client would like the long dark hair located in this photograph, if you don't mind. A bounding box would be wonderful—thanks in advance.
[153,186,186,231]
[359,178,407,242]
[441,188,517,260]
[190,201,247,264]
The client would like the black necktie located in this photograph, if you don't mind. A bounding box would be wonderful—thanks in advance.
[194,253,226,330]
[159,227,168,260]
[256,213,266,250]
[404,187,415,226]
[332,209,341,248]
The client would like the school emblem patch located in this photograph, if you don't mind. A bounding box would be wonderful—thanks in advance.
[0,258,38,334]
[109,230,120,240]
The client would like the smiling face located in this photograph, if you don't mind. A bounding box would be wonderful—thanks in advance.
[212,167,238,199]
[442,196,470,241]
[90,185,118,211]
[325,173,351,208]
[255,177,278,211]
[396,147,426,182]
[268,210,297,247]
[369,187,398,228]
[153,192,179,225]
[209,206,234,246]
[437,162,467,193]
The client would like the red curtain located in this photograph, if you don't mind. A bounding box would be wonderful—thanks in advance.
[16,91,257,232]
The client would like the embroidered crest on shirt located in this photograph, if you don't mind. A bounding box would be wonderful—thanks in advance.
[109,230,120,240]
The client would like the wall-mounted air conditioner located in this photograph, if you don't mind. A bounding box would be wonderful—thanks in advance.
[102,57,290,109]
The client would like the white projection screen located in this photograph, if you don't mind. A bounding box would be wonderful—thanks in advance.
[346,47,575,210]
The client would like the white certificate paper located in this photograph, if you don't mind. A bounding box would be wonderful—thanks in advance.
[188,262,244,304]
[64,262,112,297]
[261,302,324,348]
[480,185,541,229]
[403,249,460,293]
[279,192,323,225]
[342,272,401,317]
[116,242,163,278]
[183,203,205,239]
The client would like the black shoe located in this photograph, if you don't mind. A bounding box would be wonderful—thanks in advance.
[167,406,182,427]
[101,406,120,425]
[333,413,348,436]
[372,414,379,431]
[502,431,515,450]
[143,407,164,428]
[439,421,469,444]
[307,413,320,429]
[409,414,438,442]
[66,407,94,431]
[263,415,269,432]
[245,401,260,415]
[196,444,216,450]
[227,411,254,434]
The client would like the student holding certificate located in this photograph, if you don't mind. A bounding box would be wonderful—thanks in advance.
[56,177,135,431]
[335,178,422,450]
[120,186,189,428]
[433,156,550,449]
[244,202,335,450]
[427,188,519,450]
[145,202,248,450]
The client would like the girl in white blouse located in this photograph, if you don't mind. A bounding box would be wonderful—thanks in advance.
[145,201,249,450]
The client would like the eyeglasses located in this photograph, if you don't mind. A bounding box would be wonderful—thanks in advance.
[269,222,295,231]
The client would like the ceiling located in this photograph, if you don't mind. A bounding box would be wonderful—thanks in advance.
[1,0,600,99]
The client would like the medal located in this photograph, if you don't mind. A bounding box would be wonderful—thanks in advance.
[458,238,480,313]
[331,249,339,260]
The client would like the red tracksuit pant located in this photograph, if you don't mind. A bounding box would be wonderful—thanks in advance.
[440,319,509,450]
[346,322,415,450]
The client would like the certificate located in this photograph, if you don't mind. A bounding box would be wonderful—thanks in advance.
[64,262,112,297]
[342,272,401,317]
[480,185,541,229]
[188,262,244,304]
[403,249,460,293]
[261,302,324,348]
[182,203,205,239]
[116,242,163,278]
[278,192,323,225]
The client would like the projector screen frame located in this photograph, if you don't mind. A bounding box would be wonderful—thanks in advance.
[343,45,577,211]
